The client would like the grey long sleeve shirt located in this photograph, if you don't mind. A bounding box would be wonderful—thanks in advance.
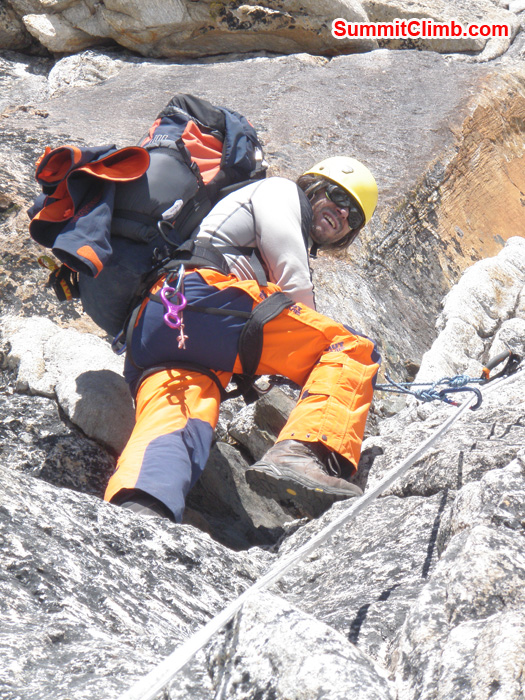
[193,177,315,309]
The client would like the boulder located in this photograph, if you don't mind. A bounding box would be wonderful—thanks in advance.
[0,3,34,51]
[228,386,296,461]
[23,10,97,54]
[1,315,134,453]
[4,0,521,59]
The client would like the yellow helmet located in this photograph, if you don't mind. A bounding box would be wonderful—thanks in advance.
[303,156,378,225]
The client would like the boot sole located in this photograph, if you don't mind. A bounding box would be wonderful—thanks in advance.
[245,463,360,519]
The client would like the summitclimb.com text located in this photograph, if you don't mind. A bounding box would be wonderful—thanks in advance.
[332,18,510,40]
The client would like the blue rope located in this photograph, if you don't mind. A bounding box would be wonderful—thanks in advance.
[375,373,483,410]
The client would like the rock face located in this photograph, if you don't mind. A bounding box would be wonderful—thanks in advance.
[1,19,525,700]
[363,237,525,501]
[353,240,525,700]
[1,239,524,699]
[207,592,396,700]
[3,0,520,59]
[0,459,271,700]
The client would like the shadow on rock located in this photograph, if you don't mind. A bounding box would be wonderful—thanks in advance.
[187,441,295,552]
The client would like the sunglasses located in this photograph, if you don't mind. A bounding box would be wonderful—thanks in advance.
[324,184,365,229]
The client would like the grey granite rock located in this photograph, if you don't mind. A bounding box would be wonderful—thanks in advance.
[391,525,525,700]
[417,236,525,382]
[207,592,396,700]
[364,237,525,498]
[0,457,271,700]
[4,0,519,59]
[0,51,49,113]
[0,3,34,51]
[186,441,294,551]
[0,362,116,498]
[2,315,135,454]
[274,492,450,667]
[228,386,295,461]
[437,454,525,552]
[364,377,525,498]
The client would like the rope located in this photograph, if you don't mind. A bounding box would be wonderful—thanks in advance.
[376,373,482,392]
[376,353,522,408]
[375,373,485,408]
[115,367,522,700]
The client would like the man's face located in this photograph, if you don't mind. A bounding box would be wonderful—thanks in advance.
[310,189,352,246]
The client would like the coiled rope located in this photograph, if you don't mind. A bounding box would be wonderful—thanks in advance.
[116,363,522,700]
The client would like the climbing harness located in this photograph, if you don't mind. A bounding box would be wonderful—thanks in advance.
[115,361,523,700]
[374,351,522,410]
[123,281,295,405]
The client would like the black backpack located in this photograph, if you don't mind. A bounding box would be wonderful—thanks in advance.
[29,94,267,338]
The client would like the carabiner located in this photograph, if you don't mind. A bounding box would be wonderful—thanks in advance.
[438,386,483,411]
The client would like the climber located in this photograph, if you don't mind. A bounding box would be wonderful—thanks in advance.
[104,156,381,522]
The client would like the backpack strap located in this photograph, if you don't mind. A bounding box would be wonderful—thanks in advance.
[165,241,231,276]
[209,246,268,287]
[297,186,313,249]
[167,240,269,287]
[237,292,294,378]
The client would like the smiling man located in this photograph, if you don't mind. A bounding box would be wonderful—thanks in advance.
[105,156,381,523]
[301,157,375,249]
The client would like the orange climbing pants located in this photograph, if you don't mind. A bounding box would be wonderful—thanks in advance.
[104,269,380,521]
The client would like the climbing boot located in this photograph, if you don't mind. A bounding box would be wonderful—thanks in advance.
[245,439,362,519]
[115,489,175,521]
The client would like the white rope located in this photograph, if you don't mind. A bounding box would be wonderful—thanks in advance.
[116,368,521,700]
